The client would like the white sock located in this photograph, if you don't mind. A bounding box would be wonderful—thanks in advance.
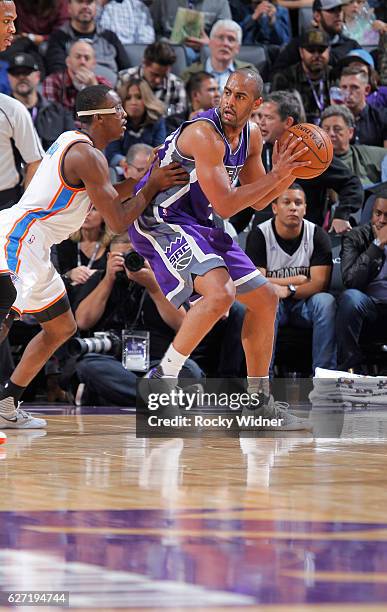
[160,344,189,377]
[247,376,270,398]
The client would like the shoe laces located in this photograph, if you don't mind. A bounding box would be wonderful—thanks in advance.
[15,405,32,419]
[267,399,290,419]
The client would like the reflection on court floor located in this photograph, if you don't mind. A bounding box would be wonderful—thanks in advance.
[1,405,387,610]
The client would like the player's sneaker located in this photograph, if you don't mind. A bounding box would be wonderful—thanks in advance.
[144,364,166,379]
[0,403,47,429]
[140,365,204,416]
[240,395,311,431]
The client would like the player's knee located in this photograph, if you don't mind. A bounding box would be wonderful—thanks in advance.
[63,319,78,341]
[209,283,235,314]
[0,274,17,315]
[44,316,77,345]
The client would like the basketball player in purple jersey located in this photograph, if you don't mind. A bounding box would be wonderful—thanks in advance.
[130,69,311,428]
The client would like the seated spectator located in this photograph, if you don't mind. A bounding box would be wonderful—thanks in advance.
[246,184,337,374]
[182,20,256,93]
[273,0,360,72]
[186,71,220,119]
[117,42,187,132]
[43,40,112,118]
[321,105,387,185]
[12,0,68,46]
[232,91,363,234]
[338,49,387,109]
[56,205,111,292]
[150,0,231,61]
[71,233,204,406]
[46,0,130,85]
[336,188,387,372]
[98,0,155,45]
[241,0,291,46]
[272,29,334,124]
[7,52,75,150]
[340,66,387,146]
[105,77,166,174]
[121,143,153,182]
[343,0,380,46]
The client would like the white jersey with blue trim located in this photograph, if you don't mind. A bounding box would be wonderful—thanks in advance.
[0,131,92,276]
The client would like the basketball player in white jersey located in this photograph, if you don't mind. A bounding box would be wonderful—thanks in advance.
[0,84,188,428]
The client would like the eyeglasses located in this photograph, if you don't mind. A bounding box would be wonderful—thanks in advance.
[213,34,238,44]
[128,163,146,173]
[305,46,328,54]
[8,69,35,77]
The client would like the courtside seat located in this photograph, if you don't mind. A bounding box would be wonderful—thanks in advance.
[124,43,188,77]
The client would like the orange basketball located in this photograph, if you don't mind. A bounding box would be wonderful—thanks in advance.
[278,123,333,179]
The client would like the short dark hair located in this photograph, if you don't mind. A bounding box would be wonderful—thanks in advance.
[288,182,305,193]
[340,65,369,84]
[144,42,176,67]
[233,67,263,98]
[186,71,214,102]
[264,91,302,124]
[110,232,131,246]
[274,182,306,204]
[75,84,111,125]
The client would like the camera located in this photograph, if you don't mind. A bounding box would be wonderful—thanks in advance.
[124,250,145,272]
[68,331,121,358]
[116,250,145,283]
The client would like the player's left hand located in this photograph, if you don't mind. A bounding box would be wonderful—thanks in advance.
[149,160,189,192]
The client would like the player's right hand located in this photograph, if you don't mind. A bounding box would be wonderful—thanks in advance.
[150,161,189,192]
[272,135,311,178]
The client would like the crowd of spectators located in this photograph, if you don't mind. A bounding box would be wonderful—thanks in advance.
[0,0,386,403]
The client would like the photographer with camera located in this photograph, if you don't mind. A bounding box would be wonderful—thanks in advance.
[70,233,203,406]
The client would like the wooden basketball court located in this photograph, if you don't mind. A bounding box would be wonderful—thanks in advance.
[1,404,387,610]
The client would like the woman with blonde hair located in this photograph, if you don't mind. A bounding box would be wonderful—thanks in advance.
[106,76,167,178]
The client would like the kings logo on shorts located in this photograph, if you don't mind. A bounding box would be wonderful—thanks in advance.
[165,235,193,271]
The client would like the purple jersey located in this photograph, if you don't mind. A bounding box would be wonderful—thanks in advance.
[134,107,251,227]
[129,109,265,307]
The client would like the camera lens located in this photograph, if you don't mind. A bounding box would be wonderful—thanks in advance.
[124,250,145,272]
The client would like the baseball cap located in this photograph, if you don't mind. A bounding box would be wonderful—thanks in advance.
[7,53,39,73]
[313,0,348,11]
[340,49,375,69]
[300,29,330,49]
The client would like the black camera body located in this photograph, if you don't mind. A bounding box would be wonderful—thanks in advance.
[116,250,145,283]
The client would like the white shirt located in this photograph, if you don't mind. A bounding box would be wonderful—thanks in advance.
[0,94,44,191]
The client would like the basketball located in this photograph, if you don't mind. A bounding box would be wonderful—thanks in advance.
[278,123,333,179]
[0,431,7,445]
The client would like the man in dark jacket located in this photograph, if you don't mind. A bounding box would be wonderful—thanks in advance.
[45,0,130,85]
[336,187,387,371]
[272,29,334,124]
[232,90,364,234]
[272,0,359,73]
[7,52,75,150]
